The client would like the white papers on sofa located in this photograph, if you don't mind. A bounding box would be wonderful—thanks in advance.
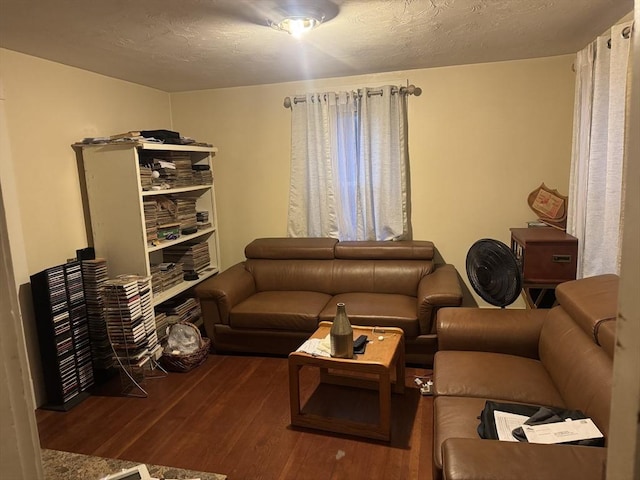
[493,411,529,442]
[493,410,604,444]
[522,418,603,444]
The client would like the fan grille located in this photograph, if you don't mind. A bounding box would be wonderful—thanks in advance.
[466,239,522,307]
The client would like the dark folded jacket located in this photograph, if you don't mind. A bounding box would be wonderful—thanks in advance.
[477,401,604,447]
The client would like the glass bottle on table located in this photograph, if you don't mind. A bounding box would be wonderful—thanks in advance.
[330,302,353,358]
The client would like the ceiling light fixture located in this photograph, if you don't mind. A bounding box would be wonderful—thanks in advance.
[270,15,324,37]
[267,1,337,38]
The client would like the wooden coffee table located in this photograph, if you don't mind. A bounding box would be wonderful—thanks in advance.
[288,321,405,441]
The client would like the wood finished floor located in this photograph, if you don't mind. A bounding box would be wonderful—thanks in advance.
[36,355,434,480]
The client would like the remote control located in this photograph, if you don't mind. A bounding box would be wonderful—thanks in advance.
[353,335,368,350]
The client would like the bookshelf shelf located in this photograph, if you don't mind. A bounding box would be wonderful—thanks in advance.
[146,227,216,253]
[137,142,217,153]
[141,185,211,196]
[152,266,219,307]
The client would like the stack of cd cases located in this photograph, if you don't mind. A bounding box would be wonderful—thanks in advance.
[102,275,162,395]
[116,274,161,361]
[81,258,113,373]
[65,261,93,392]
[30,260,94,410]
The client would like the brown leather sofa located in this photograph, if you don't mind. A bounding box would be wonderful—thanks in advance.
[194,237,463,364]
[432,274,618,480]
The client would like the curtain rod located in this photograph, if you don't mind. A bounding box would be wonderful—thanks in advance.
[283,84,422,109]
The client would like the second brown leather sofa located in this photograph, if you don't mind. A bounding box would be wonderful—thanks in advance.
[432,274,618,480]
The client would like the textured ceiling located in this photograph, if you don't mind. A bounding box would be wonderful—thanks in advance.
[0,0,632,92]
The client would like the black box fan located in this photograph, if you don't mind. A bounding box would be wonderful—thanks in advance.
[466,239,522,308]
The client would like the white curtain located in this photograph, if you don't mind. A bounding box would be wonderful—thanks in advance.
[568,22,633,278]
[287,85,409,241]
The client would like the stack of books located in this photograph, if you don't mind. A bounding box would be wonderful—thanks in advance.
[155,297,203,327]
[65,262,94,392]
[143,200,158,245]
[150,262,184,293]
[192,164,213,185]
[196,210,212,230]
[151,158,177,187]
[70,306,93,391]
[163,241,210,272]
[196,210,209,223]
[47,265,79,403]
[81,258,113,371]
[156,196,177,226]
[154,311,171,344]
[150,264,165,296]
[175,197,198,233]
[102,278,149,368]
[117,275,162,361]
[139,166,153,190]
[169,153,194,187]
[109,130,144,141]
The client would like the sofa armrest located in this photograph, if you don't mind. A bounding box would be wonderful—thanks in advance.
[436,307,547,358]
[417,264,463,335]
[194,263,256,335]
[442,438,606,480]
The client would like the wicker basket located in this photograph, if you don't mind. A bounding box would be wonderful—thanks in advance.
[160,322,211,372]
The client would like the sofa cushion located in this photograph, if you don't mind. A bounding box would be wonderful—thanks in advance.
[433,396,489,470]
[331,259,433,295]
[318,292,420,337]
[244,237,337,259]
[555,274,618,342]
[334,240,434,260]
[229,291,331,332]
[433,351,565,407]
[441,438,608,480]
[539,307,613,437]
[246,259,335,293]
[436,307,547,358]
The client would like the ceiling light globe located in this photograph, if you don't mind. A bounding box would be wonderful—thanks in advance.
[279,16,320,37]
[290,18,310,36]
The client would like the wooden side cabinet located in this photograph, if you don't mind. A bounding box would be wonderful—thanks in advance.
[510,227,578,308]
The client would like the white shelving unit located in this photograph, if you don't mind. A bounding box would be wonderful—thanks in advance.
[77,142,220,307]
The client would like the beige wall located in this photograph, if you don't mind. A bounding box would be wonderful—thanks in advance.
[1,49,172,275]
[171,54,576,306]
[0,48,172,404]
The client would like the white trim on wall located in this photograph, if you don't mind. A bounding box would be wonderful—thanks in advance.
[606,5,640,478]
